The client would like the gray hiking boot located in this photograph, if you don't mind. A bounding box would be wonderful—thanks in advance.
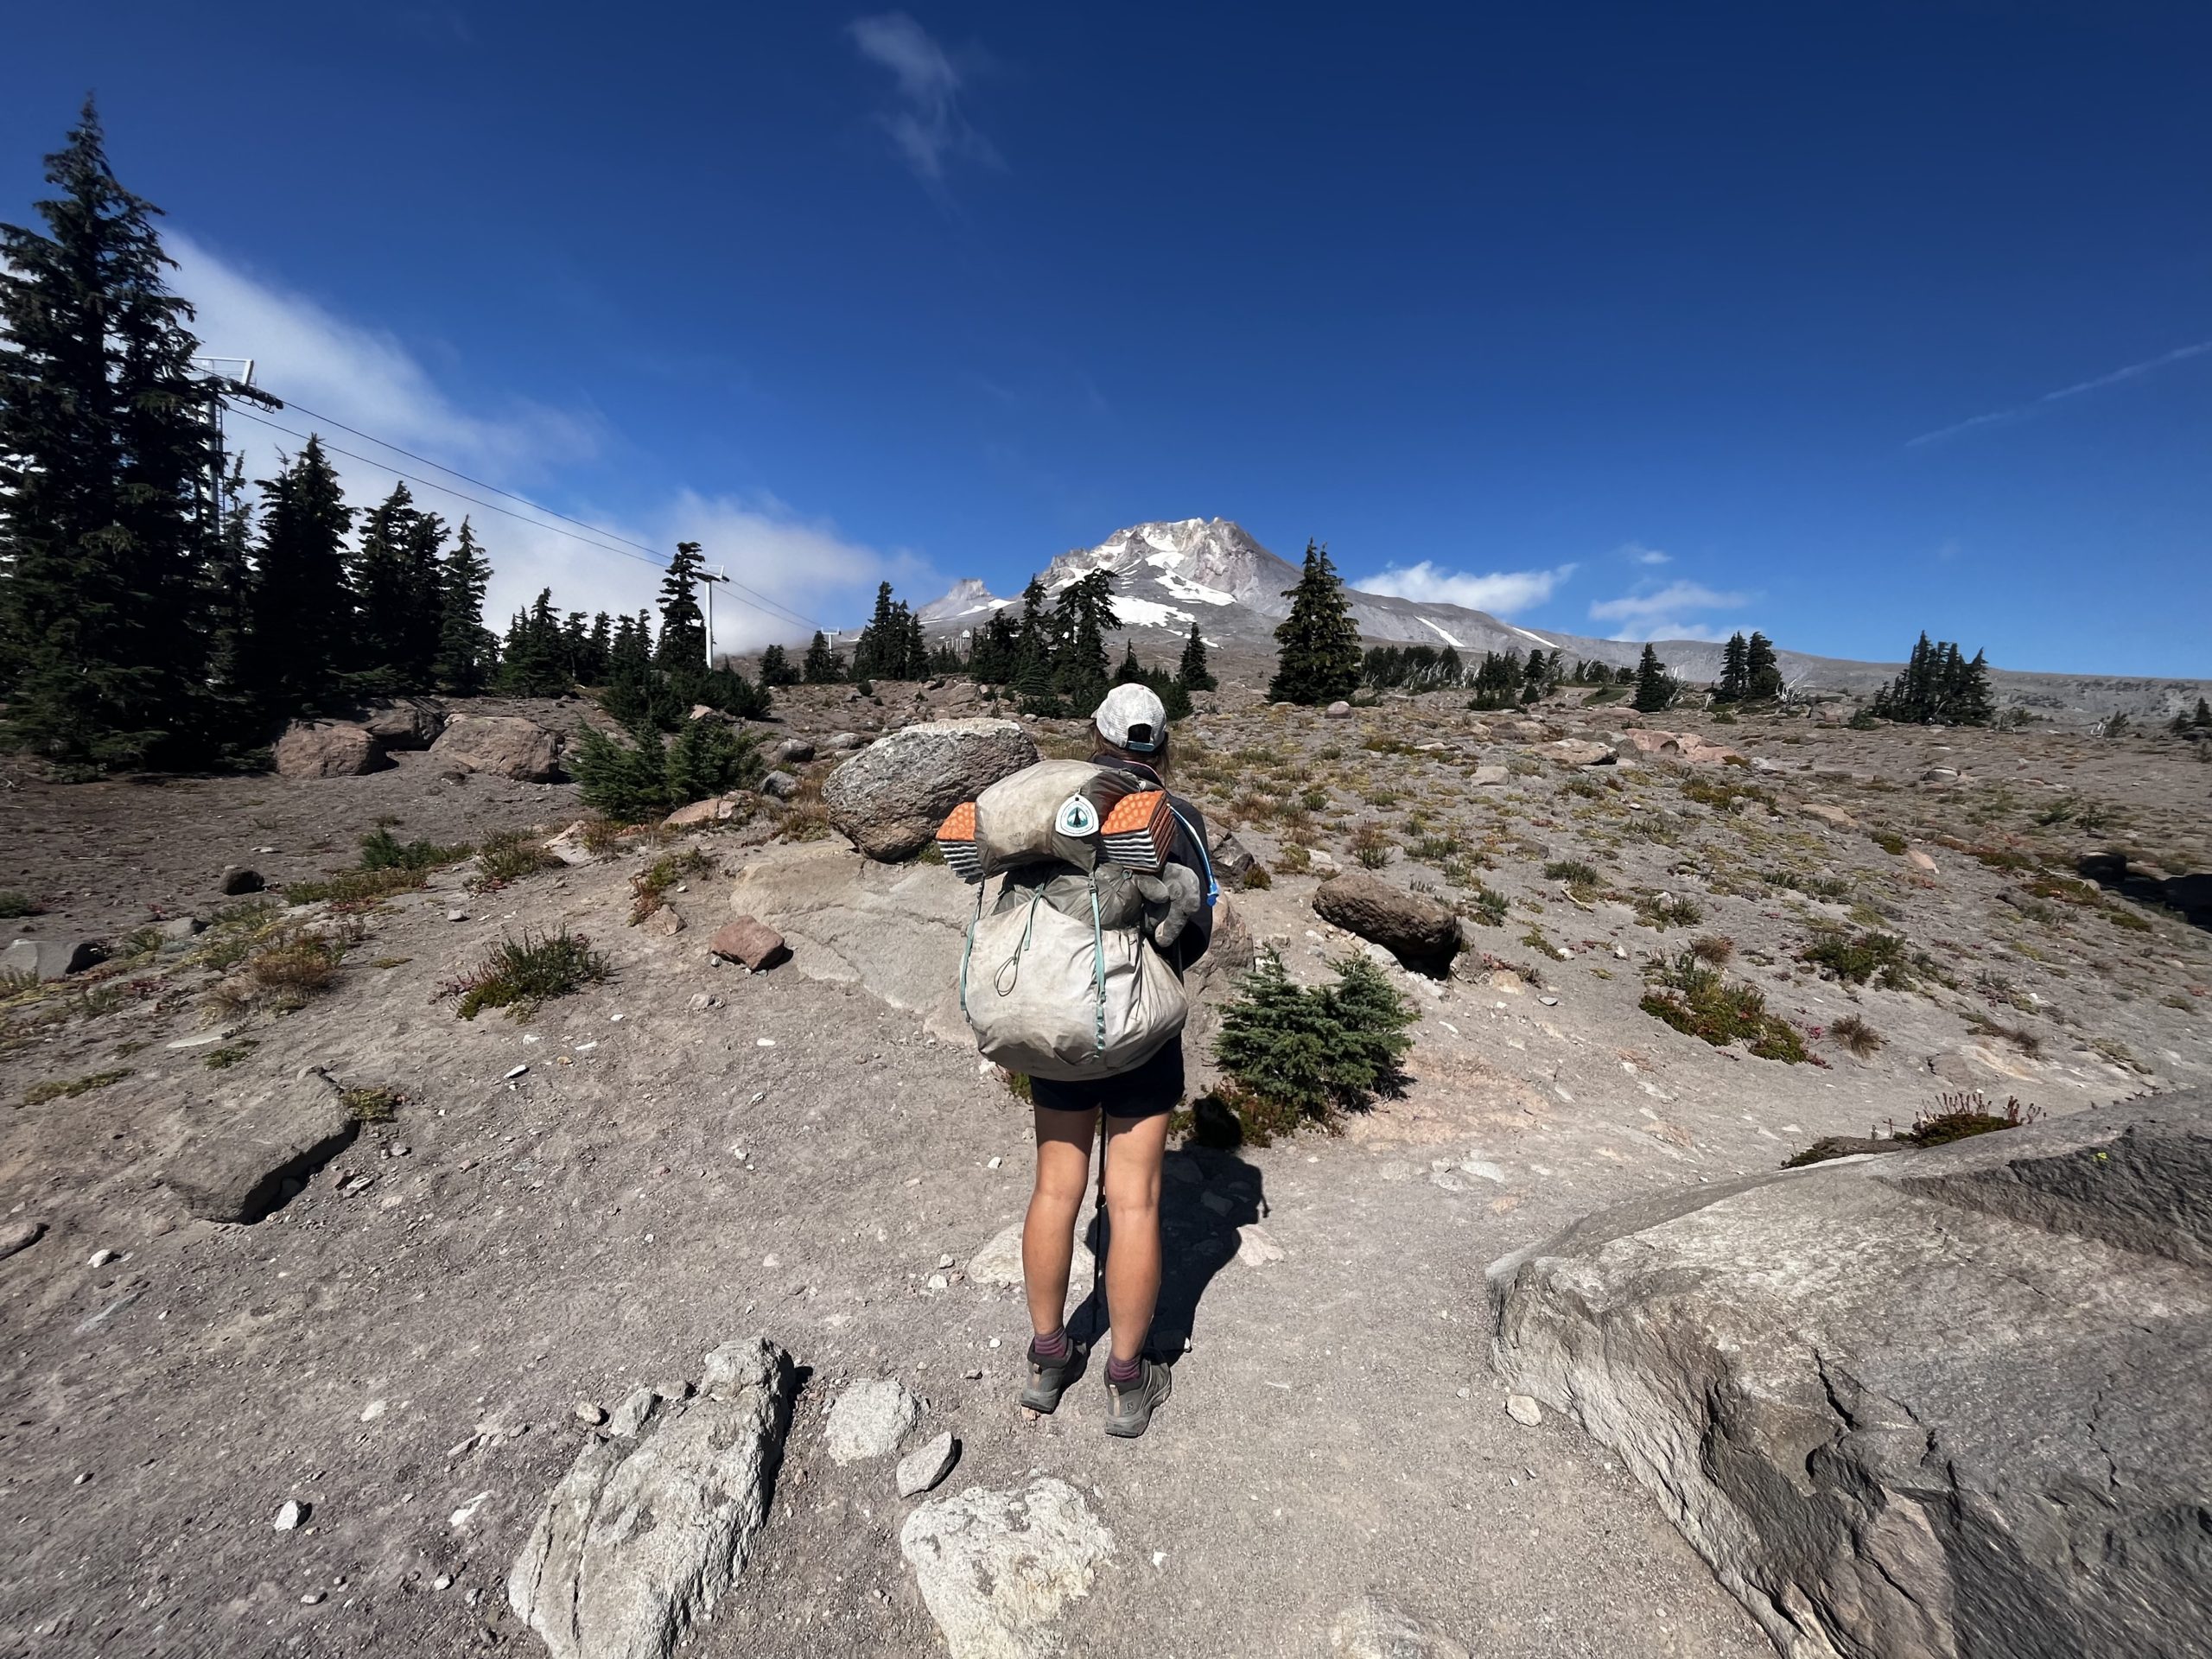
[1103,1357,1172,1439]
[1020,1336,1087,1414]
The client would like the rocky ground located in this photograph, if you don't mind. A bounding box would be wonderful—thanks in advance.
[2,679,2207,1659]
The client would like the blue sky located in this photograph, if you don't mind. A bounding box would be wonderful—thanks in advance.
[8,3,2209,673]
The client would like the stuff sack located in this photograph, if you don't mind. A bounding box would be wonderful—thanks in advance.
[938,759,1173,880]
[958,867,1188,1081]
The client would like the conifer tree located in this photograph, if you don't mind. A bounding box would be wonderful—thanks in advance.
[801,630,844,683]
[202,454,255,713]
[1520,647,1550,702]
[1267,541,1362,705]
[1052,571,1117,711]
[433,518,494,695]
[350,482,444,691]
[0,101,214,764]
[2196,698,2212,731]
[655,543,708,669]
[585,613,613,682]
[496,590,571,696]
[1116,641,1144,684]
[1011,577,1052,690]
[243,436,355,719]
[969,612,1018,683]
[1715,632,1749,702]
[758,643,798,686]
[1177,619,1217,692]
[1631,644,1678,713]
[1745,631,1782,701]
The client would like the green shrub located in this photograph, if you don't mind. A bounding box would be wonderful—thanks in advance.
[1869,830,1908,855]
[1635,891,1703,930]
[1239,864,1274,891]
[1460,883,1510,925]
[474,828,563,887]
[285,867,427,907]
[21,1067,131,1107]
[630,848,714,924]
[1542,858,1602,890]
[0,891,41,919]
[340,1086,401,1122]
[1799,927,1914,989]
[1351,823,1395,868]
[1211,951,1416,1132]
[666,718,763,808]
[1638,951,1808,1062]
[359,829,469,871]
[574,717,760,820]
[441,929,609,1020]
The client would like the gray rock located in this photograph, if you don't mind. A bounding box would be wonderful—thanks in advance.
[359,698,446,750]
[768,737,815,766]
[823,731,869,752]
[2,938,104,980]
[822,718,1039,861]
[757,769,800,800]
[897,1430,959,1497]
[1324,700,1353,718]
[1486,1094,2212,1659]
[1503,1393,1541,1427]
[0,1219,46,1260]
[1471,764,1509,786]
[1207,830,1257,886]
[969,1219,1090,1288]
[824,1377,919,1464]
[608,1388,658,1439]
[508,1337,795,1659]
[272,719,383,779]
[432,714,563,782]
[1328,1596,1471,1658]
[273,1498,307,1531]
[899,1476,1114,1659]
[155,916,202,942]
[164,1087,359,1224]
[1312,871,1460,976]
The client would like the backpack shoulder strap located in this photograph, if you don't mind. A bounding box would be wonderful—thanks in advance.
[1168,805,1218,909]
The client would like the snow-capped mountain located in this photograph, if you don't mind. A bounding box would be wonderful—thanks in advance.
[912,518,2210,714]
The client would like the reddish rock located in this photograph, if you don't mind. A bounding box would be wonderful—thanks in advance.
[711,918,790,971]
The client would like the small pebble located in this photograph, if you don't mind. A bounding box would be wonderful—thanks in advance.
[502,1065,528,1081]
[273,1500,306,1530]
[936,1255,955,1270]
[575,1402,607,1426]
[447,910,468,923]
[86,1248,118,1268]
[986,1156,1002,1170]
[301,1591,325,1605]
[433,1573,453,1591]
[1538,995,1560,1007]
[390,1145,411,1158]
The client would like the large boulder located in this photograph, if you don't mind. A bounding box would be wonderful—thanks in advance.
[508,1337,795,1659]
[899,1477,1115,1659]
[822,718,1037,861]
[431,714,563,782]
[359,698,445,750]
[272,720,381,779]
[1487,1095,2212,1659]
[165,1087,359,1224]
[1312,872,1459,975]
[3,938,105,980]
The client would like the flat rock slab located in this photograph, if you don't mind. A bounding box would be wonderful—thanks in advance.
[0,1219,46,1261]
[897,1429,959,1497]
[1328,1596,1471,1658]
[508,1337,795,1659]
[710,916,789,971]
[824,1376,918,1464]
[899,1476,1114,1659]
[969,1219,1090,1289]
[1486,1094,2212,1659]
[165,1090,359,1224]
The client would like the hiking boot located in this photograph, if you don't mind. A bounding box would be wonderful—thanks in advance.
[1103,1357,1172,1439]
[1020,1335,1087,1414]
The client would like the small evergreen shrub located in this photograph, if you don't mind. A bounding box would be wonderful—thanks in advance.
[1869,830,1908,855]
[474,828,563,887]
[1636,892,1704,931]
[285,867,428,907]
[1639,951,1808,1062]
[359,829,469,871]
[573,718,762,819]
[1542,858,1602,890]
[1799,927,1915,989]
[442,929,609,1020]
[0,891,41,919]
[1211,951,1416,1133]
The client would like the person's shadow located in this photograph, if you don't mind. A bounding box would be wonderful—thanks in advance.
[1068,1140,1266,1367]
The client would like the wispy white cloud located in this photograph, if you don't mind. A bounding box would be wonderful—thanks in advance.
[846,12,1000,188]
[170,232,915,650]
[1355,561,1574,616]
[1588,580,1751,642]
[1907,339,2212,448]
[1621,541,1670,565]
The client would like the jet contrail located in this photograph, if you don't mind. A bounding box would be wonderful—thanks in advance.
[1906,338,2212,448]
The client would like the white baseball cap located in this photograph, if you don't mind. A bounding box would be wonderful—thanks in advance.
[1094,683,1168,753]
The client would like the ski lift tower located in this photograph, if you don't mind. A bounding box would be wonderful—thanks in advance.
[698,563,731,669]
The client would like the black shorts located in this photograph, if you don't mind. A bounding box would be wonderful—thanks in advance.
[1028,1038,1185,1121]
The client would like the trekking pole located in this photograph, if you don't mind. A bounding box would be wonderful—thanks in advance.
[1092,1109,1109,1344]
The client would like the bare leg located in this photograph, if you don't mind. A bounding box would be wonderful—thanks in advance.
[1023,1106,1096,1339]
[1100,1112,1170,1364]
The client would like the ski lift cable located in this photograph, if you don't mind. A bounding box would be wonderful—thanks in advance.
[223,406,817,634]
[224,393,831,641]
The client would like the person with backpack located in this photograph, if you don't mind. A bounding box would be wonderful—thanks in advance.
[1007,683,1211,1439]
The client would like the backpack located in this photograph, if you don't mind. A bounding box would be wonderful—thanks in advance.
[938,760,1211,1082]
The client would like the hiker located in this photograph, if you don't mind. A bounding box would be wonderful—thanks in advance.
[1017,683,1211,1438]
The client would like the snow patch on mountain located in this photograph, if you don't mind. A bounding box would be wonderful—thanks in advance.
[1419,618,1465,649]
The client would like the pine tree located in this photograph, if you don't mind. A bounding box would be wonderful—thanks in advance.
[655,542,708,669]
[1745,631,1782,701]
[0,101,215,765]
[758,643,798,686]
[969,612,1018,683]
[2195,697,2212,731]
[202,453,255,714]
[584,613,613,683]
[1011,577,1053,694]
[801,630,844,683]
[350,483,440,692]
[1052,571,1116,711]
[1631,645,1677,714]
[242,436,354,720]
[1519,647,1549,703]
[1116,640,1144,684]
[851,582,900,681]
[1177,619,1216,692]
[433,518,494,695]
[1267,541,1362,705]
[1715,632,1749,702]
[496,590,570,696]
